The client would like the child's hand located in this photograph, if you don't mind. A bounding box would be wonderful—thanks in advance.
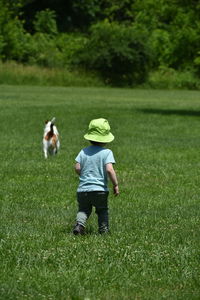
[113,185,119,196]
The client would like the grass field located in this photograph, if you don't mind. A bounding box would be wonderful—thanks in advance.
[0,85,200,300]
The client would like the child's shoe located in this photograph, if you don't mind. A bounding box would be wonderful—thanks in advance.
[73,223,85,235]
[99,224,109,234]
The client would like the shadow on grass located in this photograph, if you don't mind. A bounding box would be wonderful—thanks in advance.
[137,108,200,117]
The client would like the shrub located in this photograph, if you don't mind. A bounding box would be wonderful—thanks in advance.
[21,9,86,68]
[194,52,200,76]
[33,9,58,36]
[0,35,5,57]
[21,32,86,68]
[56,33,87,67]
[22,9,62,68]
[73,21,151,86]
[0,7,62,67]
[148,29,174,67]
[0,3,28,61]
[25,33,64,68]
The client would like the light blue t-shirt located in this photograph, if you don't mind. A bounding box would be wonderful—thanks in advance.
[75,145,115,192]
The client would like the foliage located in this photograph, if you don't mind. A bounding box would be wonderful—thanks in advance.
[133,0,200,70]
[0,1,28,60]
[168,7,200,69]
[20,32,86,68]
[25,33,64,68]
[147,66,200,90]
[99,0,135,23]
[147,29,173,67]
[0,36,5,57]
[56,33,88,67]
[33,9,58,36]
[0,0,200,88]
[72,0,101,29]
[73,21,151,86]
[194,52,200,76]
[0,0,24,14]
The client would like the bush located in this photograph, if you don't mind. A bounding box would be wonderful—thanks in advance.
[56,33,87,67]
[0,35,5,57]
[21,32,86,68]
[148,29,174,67]
[0,7,65,67]
[0,3,29,61]
[22,9,62,67]
[33,9,58,36]
[25,33,64,68]
[73,21,151,86]
[194,52,200,76]
[20,9,86,69]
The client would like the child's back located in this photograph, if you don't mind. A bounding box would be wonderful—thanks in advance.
[76,145,115,192]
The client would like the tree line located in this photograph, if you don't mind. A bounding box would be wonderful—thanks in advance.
[0,0,200,86]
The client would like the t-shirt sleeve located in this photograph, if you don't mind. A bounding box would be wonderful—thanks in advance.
[75,151,82,163]
[105,150,116,164]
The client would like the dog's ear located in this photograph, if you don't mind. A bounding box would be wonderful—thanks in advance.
[45,120,49,124]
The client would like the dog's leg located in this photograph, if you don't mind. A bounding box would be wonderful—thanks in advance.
[57,140,60,153]
[52,145,58,155]
[54,139,60,155]
[44,148,48,158]
[44,149,48,158]
[43,141,48,158]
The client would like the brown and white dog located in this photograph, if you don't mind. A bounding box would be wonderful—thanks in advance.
[43,118,60,158]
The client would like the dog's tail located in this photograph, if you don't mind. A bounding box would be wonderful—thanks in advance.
[50,123,54,136]
[49,117,56,136]
[51,117,56,124]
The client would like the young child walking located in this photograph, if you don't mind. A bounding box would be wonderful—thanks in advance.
[73,118,119,235]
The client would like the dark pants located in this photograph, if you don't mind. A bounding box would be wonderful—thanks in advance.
[76,191,109,233]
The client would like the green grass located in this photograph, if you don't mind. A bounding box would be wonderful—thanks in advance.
[0,61,104,87]
[0,85,200,300]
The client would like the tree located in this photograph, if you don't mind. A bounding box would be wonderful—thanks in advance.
[73,21,151,86]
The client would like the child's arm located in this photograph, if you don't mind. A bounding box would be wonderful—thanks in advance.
[75,162,81,175]
[106,163,119,196]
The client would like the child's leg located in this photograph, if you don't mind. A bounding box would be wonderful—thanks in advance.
[93,192,109,233]
[76,192,92,227]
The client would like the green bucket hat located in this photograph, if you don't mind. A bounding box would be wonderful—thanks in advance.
[84,118,114,143]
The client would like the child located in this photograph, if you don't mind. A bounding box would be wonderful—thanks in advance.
[73,118,119,235]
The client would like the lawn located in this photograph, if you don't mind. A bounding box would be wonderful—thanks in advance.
[0,85,200,300]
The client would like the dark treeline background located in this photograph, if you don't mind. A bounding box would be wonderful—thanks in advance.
[0,0,200,87]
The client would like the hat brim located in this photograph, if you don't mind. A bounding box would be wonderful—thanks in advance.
[84,132,114,143]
